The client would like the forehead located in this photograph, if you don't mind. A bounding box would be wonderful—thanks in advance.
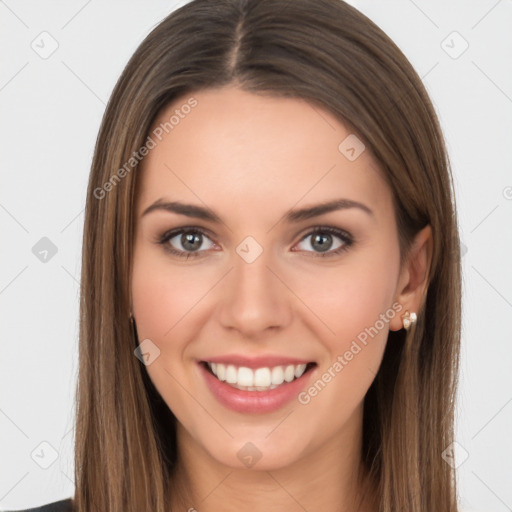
[136,86,392,222]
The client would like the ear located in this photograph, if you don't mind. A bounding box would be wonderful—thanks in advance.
[389,225,433,331]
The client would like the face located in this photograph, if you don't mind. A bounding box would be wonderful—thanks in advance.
[131,85,405,471]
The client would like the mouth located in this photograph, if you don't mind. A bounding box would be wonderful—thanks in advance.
[200,360,317,392]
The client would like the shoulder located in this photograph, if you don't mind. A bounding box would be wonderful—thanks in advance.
[2,498,74,512]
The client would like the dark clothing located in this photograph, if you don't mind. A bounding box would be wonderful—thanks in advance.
[2,498,73,512]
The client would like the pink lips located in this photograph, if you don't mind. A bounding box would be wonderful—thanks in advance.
[197,356,316,414]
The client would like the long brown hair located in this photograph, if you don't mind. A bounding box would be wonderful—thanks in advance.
[74,0,461,510]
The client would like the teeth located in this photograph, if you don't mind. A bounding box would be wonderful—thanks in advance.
[271,366,284,385]
[206,362,309,391]
[295,364,307,378]
[226,365,237,384]
[215,363,225,381]
[284,365,295,382]
[238,367,254,387]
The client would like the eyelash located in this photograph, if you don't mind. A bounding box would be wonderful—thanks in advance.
[156,226,354,259]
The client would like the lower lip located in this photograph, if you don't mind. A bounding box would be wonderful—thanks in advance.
[198,362,315,414]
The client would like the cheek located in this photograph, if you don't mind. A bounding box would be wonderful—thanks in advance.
[131,247,211,341]
[131,248,204,419]
[292,250,400,348]
[293,262,397,429]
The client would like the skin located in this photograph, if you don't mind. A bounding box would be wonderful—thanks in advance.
[131,85,432,512]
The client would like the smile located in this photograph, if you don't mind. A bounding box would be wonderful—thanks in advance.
[205,361,311,391]
[198,359,317,413]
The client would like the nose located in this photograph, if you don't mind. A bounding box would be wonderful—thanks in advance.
[217,247,293,338]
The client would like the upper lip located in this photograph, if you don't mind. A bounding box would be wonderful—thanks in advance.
[199,354,315,369]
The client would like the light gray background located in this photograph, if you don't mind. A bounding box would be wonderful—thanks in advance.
[1,1,511,510]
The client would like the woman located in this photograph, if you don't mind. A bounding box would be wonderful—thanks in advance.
[11,0,461,510]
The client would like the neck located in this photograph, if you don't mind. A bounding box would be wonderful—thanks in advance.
[168,403,377,512]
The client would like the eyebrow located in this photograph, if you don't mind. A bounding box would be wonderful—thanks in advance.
[141,198,373,223]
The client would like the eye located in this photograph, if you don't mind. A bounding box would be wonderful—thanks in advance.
[293,227,353,257]
[156,225,353,259]
[158,227,216,258]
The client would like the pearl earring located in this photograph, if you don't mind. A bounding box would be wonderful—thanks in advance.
[402,310,417,330]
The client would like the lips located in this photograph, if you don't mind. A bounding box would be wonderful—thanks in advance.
[197,355,317,413]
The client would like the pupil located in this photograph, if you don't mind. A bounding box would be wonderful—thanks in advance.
[182,232,202,251]
[312,233,331,252]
